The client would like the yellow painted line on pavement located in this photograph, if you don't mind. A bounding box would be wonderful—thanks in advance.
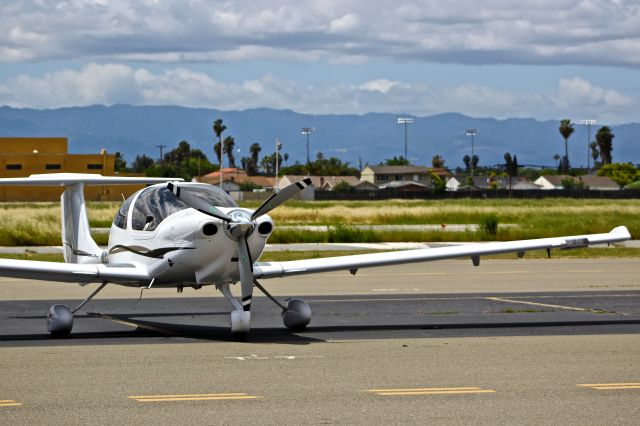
[486,296,599,312]
[129,393,260,402]
[0,399,22,407]
[578,383,640,390]
[366,387,496,396]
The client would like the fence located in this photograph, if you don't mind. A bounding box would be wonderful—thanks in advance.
[314,189,640,201]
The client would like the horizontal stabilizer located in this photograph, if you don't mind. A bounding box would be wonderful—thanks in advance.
[0,173,182,186]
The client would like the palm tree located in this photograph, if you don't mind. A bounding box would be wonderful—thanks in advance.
[558,119,575,173]
[213,119,226,168]
[432,155,445,168]
[553,153,561,168]
[595,126,614,165]
[463,155,471,172]
[589,141,599,169]
[223,136,236,168]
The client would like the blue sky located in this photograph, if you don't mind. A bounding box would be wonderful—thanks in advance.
[1,0,638,123]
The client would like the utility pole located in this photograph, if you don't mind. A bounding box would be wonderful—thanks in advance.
[397,117,413,161]
[155,145,167,162]
[275,138,282,192]
[301,127,314,173]
[580,119,596,170]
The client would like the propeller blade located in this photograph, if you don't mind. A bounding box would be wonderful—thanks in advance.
[251,178,312,220]
[167,182,232,222]
[236,238,254,315]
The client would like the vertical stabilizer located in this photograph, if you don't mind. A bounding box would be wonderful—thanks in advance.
[61,183,101,263]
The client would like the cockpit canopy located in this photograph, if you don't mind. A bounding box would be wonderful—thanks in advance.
[113,184,238,231]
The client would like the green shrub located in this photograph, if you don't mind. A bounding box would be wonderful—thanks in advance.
[479,214,499,236]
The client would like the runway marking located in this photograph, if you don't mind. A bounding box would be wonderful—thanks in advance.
[224,354,325,361]
[578,383,640,390]
[485,296,611,313]
[0,399,22,407]
[366,387,496,396]
[129,393,260,402]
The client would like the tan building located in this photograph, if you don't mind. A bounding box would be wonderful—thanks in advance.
[0,137,142,201]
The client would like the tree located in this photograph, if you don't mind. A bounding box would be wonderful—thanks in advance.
[132,154,154,173]
[504,152,516,192]
[471,155,479,170]
[241,142,261,175]
[589,142,599,169]
[146,141,215,181]
[596,126,614,165]
[558,119,575,173]
[431,155,445,168]
[223,136,236,168]
[597,163,639,187]
[430,173,446,194]
[212,118,226,168]
[383,156,409,166]
[553,154,560,168]
[463,155,471,172]
[114,152,127,172]
[332,181,353,193]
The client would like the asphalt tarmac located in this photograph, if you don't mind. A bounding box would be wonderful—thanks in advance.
[1,259,639,424]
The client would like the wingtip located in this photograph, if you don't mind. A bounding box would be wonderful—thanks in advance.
[611,226,631,239]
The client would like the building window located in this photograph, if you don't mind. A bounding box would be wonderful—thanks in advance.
[376,175,388,182]
[413,174,420,181]
[394,174,402,181]
[46,164,61,170]
[6,164,22,170]
[87,164,103,170]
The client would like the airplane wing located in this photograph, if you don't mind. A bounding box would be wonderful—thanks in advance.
[253,226,632,279]
[0,258,169,286]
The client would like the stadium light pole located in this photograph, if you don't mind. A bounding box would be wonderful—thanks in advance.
[275,138,282,192]
[301,127,314,170]
[580,119,596,170]
[397,117,413,161]
[465,128,479,176]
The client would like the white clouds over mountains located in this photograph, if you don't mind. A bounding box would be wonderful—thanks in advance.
[0,1,638,122]
[1,0,639,66]
[0,63,633,123]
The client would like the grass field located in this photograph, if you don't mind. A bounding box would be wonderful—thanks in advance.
[0,198,639,245]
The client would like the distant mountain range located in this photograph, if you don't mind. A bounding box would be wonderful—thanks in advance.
[1,104,638,169]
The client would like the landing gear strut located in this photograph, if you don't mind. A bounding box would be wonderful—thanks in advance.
[47,282,108,337]
[218,280,312,336]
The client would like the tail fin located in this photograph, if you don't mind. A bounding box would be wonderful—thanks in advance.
[0,173,184,264]
[61,183,101,263]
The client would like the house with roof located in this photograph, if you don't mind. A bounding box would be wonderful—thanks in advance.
[361,165,448,186]
[534,175,619,190]
[278,175,377,192]
[198,168,276,191]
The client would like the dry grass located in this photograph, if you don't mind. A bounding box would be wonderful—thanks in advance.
[0,198,639,245]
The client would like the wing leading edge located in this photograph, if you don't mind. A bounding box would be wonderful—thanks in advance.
[0,258,169,286]
[253,226,631,279]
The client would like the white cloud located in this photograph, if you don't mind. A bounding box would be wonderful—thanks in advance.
[0,63,636,123]
[0,0,639,67]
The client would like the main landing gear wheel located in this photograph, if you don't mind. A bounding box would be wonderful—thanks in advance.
[282,299,312,331]
[46,282,108,338]
[47,304,73,337]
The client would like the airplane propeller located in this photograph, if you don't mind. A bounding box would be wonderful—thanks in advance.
[167,178,312,332]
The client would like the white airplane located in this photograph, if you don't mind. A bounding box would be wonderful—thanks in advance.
[0,173,632,337]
